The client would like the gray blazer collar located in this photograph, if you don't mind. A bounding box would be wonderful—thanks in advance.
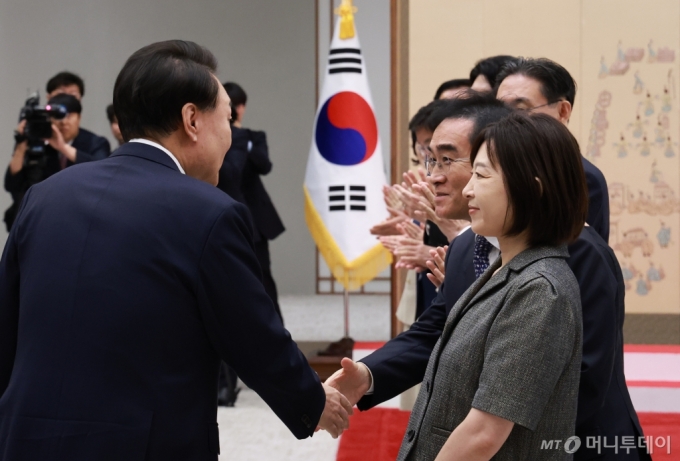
[440,244,569,341]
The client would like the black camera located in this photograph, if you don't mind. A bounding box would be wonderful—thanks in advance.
[17,93,67,185]
[19,93,67,144]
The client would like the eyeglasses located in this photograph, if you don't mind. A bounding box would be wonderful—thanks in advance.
[414,143,430,160]
[516,99,562,112]
[425,154,470,175]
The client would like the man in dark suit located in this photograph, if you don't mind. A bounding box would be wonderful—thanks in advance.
[0,40,352,461]
[327,94,649,460]
[4,94,111,230]
[221,82,285,320]
[495,57,610,243]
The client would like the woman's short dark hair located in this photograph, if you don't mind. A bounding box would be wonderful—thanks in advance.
[46,71,85,97]
[113,40,219,142]
[470,112,587,246]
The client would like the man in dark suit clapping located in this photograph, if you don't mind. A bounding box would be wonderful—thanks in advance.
[0,40,352,461]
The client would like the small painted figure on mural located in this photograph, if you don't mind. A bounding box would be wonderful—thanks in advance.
[615,133,628,158]
[638,134,651,156]
[664,136,676,158]
[657,221,671,248]
[661,86,672,112]
[643,91,655,116]
[636,274,650,296]
[647,262,664,282]
[633,71,644,94]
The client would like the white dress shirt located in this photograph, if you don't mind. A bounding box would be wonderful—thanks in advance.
[129,139,185,174]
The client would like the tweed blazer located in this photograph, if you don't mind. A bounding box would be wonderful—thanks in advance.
[397,245,583,461]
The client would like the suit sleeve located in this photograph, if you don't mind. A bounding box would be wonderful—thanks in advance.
[568,236,617,427]
[247,130,273,175]
[195,203,325,439]
[357,287,447,410]
[357,244,457,410]
[75,136,111,163]
[584,165,610,243]
[0,187,33,396]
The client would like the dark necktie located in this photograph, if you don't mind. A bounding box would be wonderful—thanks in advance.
[473,235,493,278]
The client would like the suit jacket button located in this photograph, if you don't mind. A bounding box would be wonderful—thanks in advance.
[407,429,415,442]
[426,380,431,393]
[302,414,312,428]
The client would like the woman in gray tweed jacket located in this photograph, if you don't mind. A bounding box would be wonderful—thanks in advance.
[397,112,589,461]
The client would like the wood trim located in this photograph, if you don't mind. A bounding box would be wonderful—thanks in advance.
[390,0,409,338]
[315,0,319,107]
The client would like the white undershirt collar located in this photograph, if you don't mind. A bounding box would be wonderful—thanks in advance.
[129,138,185,174]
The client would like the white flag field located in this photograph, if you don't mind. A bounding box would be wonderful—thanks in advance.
[303,15,392,290]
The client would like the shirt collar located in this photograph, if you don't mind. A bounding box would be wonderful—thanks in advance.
[129,139,185,174]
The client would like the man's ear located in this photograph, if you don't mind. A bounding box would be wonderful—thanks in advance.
[557,100,572,125]
[181,103,199,142]
[535,177,543,197]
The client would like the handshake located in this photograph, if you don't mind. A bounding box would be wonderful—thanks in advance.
[316,358,373,439]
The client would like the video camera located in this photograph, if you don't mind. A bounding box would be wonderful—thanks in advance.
[17,92,67,185]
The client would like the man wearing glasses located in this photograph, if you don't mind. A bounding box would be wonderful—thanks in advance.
[495,57,610,243]
[327,87,650,459]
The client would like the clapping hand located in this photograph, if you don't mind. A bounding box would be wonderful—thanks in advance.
[426,245,448,288]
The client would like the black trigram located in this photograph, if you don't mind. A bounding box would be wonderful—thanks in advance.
[328,48,362,74]
[328,185,366,211]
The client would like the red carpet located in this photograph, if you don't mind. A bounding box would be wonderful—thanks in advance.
[336,410,679,461]
[336,408,411,461]
[637,413,680,460]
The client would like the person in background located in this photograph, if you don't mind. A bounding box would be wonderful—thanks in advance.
[494,57,610,242]
[106,104,125,147]
[0,41,352,460]
[4,94,111,230]
[215,82,286,407]
[434,78,471,100]
[46,71,84,100]
[397,111,587,461]
[468,55,517,92]
[328,93,650,460]
[220,82,285,321]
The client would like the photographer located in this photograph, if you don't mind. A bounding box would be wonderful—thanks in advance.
[46,71,84,100]
[4,94,110,229]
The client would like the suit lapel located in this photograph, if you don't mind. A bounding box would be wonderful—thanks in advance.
[439,257,506,344]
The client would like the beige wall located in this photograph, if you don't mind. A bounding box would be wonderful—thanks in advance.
[409,0,680,318]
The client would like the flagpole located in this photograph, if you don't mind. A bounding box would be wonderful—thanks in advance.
[343,288,350,338]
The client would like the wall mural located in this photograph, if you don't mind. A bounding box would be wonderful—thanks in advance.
[584,31,679,312]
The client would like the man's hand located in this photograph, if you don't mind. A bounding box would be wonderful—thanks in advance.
[426,246,448,288]
[46,124,77,162]
[16,120,27,136]
[370,215,407,236]
[325,358,372,407]
[394,238,433,271]
[317,383,354,438]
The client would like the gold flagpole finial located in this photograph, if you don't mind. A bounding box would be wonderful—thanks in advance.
[335,0,358,39]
